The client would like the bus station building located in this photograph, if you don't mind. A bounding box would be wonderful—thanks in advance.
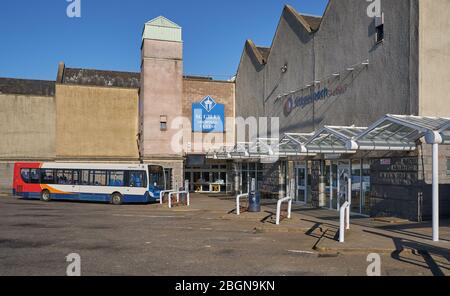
[1,0,450,225]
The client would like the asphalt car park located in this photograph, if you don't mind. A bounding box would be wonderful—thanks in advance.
[0,194,447,276]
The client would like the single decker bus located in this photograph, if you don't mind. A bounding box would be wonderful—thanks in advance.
[13,162,166,205]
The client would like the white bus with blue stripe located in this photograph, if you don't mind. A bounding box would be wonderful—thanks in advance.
[13,162,166,205]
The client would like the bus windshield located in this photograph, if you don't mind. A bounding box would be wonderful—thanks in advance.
[148,165,165,190]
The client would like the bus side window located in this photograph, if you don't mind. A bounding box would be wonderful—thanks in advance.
[20,169,30,183]
[128,171,145,188]
[73,170,80,185]
[81,170,90,185]
[109,171,124,187]
[30,169,40,184]
[92,171,107,186]
[56,170,71,185]
[40,169,55,184]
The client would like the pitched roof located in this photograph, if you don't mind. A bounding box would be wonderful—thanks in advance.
[61,67,141,89]
[256,47,271,62]
[145,16,181,29]
[284,5,322,33]
[300,14,322,31]
[245,40,269,66]
[241,5,322,69]
[0,78,55,96]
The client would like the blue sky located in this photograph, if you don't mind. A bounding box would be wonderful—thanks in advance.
[0,0,328,81]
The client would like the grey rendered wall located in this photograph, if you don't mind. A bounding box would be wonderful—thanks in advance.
[418,0,450,117]
[236,0,419,133]
[311,0,418,128]
[263,9,316,134]
[0,163,14,193]
[235,43,266,126]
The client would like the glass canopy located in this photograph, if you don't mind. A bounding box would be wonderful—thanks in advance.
[355,115,450,150]
[207,115,450,159]
[275,133,313,156]
[439,121,450,145]
[305,126,366,154]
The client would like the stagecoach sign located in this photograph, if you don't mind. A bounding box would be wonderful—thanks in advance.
[192,96,225,133]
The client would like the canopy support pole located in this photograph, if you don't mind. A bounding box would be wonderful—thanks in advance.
[432,143,439,242]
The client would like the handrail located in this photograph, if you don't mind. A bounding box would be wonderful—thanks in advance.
[276,196,293,225]
[339,201,350,243]
[168,191,190,209]
[236,193,249,215]
[160,190,175,205]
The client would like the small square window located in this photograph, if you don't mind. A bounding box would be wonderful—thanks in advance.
[160,115,168,131]
[376,24,384,43]
[375,12,384,44]
[447,158,450,175]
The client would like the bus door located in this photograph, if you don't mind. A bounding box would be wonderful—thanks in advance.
[147,166,165,199]
[125,171,148,199]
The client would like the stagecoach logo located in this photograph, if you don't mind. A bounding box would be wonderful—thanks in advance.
[200,96,217,113]
[283,84,348,117]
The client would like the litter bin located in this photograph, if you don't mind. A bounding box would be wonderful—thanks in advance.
[248,191,261,213]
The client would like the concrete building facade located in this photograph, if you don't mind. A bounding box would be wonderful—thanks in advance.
[235,0,450,221]
[0,16,235,194]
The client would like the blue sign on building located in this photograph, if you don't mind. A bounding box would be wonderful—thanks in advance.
[192,96,225,133]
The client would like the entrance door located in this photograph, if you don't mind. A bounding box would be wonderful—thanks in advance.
[337,161,350,210]
[328,162,338,210]
[296,165,307,203]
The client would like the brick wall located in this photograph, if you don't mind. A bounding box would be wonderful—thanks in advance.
[182,78,235,154]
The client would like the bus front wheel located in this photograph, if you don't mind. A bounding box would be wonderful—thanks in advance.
[111,193,123,205]
[41,190,51,202]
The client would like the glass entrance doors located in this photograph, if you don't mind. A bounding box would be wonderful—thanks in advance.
[240,163,263,194]
[337,161,351,210]
[185,163,230,193]
[295,164,307,203]
[325,161,338,210]
[326,160,350,211]
[326,159,371,215]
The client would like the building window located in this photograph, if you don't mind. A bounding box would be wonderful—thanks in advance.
[160,115,168,131]
[375,13,384,43]
[376,24,384,43]
[447,158,450,175]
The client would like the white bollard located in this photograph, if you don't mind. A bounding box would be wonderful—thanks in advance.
[236,193,249,216]
[339,201,350,243]
[276,196,293,225]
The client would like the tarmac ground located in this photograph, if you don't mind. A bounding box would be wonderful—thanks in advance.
[0,193,448,276]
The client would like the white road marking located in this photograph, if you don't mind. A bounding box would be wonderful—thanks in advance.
[113,214,184,218]
[287,250,315,255]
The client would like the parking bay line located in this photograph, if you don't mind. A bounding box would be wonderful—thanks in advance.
[113,214,186,219]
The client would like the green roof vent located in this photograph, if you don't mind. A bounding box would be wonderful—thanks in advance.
[142,16,182,42]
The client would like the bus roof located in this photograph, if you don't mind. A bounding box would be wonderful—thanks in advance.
[40,163,150,170]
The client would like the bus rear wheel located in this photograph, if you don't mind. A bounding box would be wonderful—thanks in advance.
[111,193,123,205]
[41,190,51,202]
